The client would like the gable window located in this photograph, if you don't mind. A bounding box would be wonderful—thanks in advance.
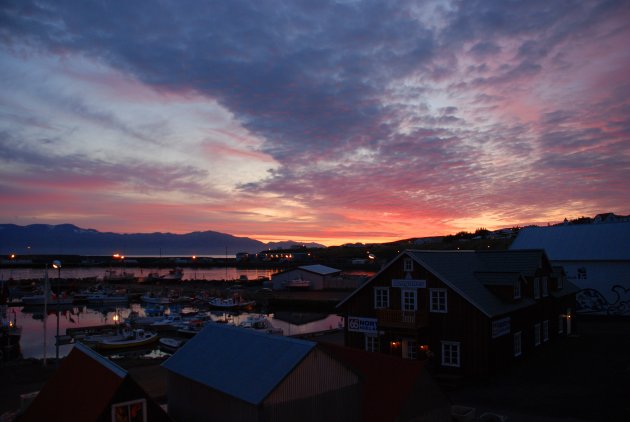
[542,277,548,297]
[441,341,460,367]
[534,323,541,346]
[374,287,389,309]
[430,288,448,313]
[534,278,540,299]
[513,280,521,299]
[558,314,564,334]
[365,334,379,352]
[112,399,147,422]
[403,257,414,272]
[403,338,417,359]
[543,320,549,342]
[513,331,522,357]
[402,289,417,311]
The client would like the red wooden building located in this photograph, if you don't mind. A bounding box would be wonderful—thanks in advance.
[337,250,577,378]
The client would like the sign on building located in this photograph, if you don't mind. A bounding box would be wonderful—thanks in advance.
[491,317,511,338]
[391,279,426,288]
[348,316,378,334]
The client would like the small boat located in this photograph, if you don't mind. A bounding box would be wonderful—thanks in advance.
[163,268,184,282]
[141,293,172,304]
[103,269,136,284]
[151,315,185,330]
[96,328,158,350]
[208,296,256,310]
[159,337,186,352]
[86,291,128,303]
[22,290,73,306]
[238,315,283,335]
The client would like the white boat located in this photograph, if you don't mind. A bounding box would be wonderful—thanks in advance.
[208,296,256,310]
[96,328,158,350]
[238,315,283,335]
[22,290,73,306]
[151,315,185,330]
[103,269,136,283]
[159,337,186,352]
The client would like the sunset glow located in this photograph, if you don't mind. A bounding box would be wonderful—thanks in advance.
[1,1,629,246]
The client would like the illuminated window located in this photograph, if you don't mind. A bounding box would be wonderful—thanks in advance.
[430,288,447,313]
[403,257,413,272]
[543,320,549,342]
[374,287,389,309]
[513,331,522,357]
[441,341,460,367]
[365,334,379,352]
[111,399,147,422]
[534,323,541,346]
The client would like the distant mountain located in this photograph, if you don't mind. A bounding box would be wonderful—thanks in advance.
[0,224,269,255]
[265,240,326,250]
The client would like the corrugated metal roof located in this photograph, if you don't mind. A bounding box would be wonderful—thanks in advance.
[299,264,341,275]
[162,324,316,405]
[510,223,630,261]
[475,272,522,286]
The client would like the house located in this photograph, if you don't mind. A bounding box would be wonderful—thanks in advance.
[19,342,170,422]
[510,222,630,315]
[162,324,361,422]
[271,264,342,290]
[337,250,577,378]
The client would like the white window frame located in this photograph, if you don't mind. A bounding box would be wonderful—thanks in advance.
[513,280,521,299]
[542,277,548,297]
[534,323,541,346]
[402,289,417,311]
[558,314,564,334]
[402,338,417,360]
[374,287,389,309]
[430,288,448,313]
[513,331,522,357]
[364,334,379,352]
[403,257,414,272]
[441,341,460,367]
[534,278,540,299]
[111,399,147,422]
[543,320,549,342]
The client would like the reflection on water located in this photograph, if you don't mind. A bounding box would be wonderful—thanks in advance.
[14,302,343,359]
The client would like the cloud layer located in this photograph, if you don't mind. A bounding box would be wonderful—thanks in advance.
[1,0,629,245]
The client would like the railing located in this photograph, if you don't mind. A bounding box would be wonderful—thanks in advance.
[376,309,428,328]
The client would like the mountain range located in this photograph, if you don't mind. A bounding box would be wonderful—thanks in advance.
[0,224,325,256]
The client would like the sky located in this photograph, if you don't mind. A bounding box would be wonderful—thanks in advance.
[1,0,629,246]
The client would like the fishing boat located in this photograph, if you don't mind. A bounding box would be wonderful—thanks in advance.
[103,269,136,284]
[151,315,185,331]
[238,315,283,335]
[208,296,256,310]
[141,292,172,304]
[96,328,158,350]
[22,290,73,306]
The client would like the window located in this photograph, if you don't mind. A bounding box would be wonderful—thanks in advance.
[513,331,522,357]
[404,257,413,272]
[402,289,417,311]
[441,341,460,367]
[542,277,548,297]
[403,338,417,359]
[534,323,541,346]
[543,320,549,342]
[534,278,540,299]
[374,287,389,309]
[112,399,147,422]
[558,314,564,334]
[557,276,563,290]
[430,288,448,313]
[365,334,379,352]
[513,280,521,299]
[577,267,587,280]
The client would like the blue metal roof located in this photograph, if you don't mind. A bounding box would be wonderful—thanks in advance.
[162,323,316,405]
[299,264,340,275]
[510,223,630,261]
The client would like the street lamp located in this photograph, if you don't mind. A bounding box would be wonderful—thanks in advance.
[52,259,61,364]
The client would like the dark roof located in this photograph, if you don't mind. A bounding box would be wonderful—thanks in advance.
[319,343,448,422]
[20,343,127,421]
[475,272,523,286]
[339,250,552,318]
[162,323,316,405]
[510,223,630,260]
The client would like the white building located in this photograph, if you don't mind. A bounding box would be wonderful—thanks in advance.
[271,265,342,290]
[510,222,630,315]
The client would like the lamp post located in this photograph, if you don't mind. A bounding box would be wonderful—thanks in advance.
[52,259,61,364]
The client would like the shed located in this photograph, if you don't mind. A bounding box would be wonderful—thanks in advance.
[510,222,630,315]
[162,323,360,422]
[271,264,342,290]
[19,343,170,422]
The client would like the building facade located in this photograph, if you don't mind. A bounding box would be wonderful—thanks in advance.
[337,250,577,378]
